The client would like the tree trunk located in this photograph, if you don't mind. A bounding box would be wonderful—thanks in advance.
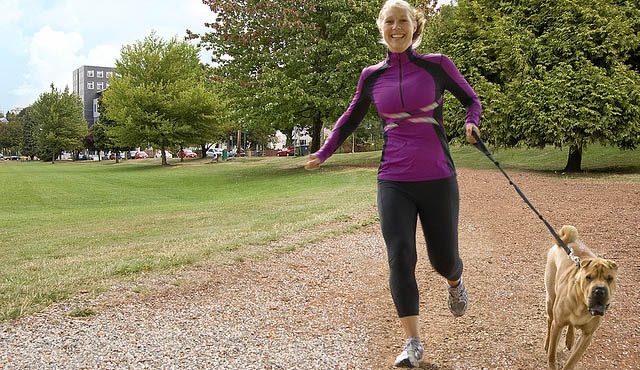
[201,143,208,160]
[310,113,323,153]
[237,129,242,152]
[115,150,120,164]
[564,145,582,172]
[352,132,355,153]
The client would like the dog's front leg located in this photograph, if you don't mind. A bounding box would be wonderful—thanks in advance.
[547,321,564,370]
[565,325,574,350]
[562,331,594,370]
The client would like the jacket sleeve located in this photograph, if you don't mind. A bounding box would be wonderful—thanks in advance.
[314,68,372,162]
[440,54,482,127]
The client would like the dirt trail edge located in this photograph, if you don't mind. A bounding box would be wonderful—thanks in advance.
[1,168,639,369]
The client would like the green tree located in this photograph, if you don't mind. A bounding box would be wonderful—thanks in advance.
[18,107,39,160]
[30,84,87,163]
[179,73,231,159]
[190,0,438,152]
[90,124,116,162]
[102,32,224,165]
[0,116,23,155]
[423,0,640,171]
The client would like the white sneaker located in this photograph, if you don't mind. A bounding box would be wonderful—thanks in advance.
[394,336,423,368]
[448,276,469,317]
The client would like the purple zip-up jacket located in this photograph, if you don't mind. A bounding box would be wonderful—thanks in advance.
[315,47,481,182]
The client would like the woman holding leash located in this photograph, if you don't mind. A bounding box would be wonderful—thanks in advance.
[306,0,481,367]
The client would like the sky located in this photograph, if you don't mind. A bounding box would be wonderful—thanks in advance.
[0,0,214,114]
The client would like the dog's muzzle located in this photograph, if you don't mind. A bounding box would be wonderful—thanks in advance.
[588,303,610,316]
[589,287,610,316]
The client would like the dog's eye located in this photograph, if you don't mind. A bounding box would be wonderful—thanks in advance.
[586,275,592,282]
[607,276,613,282]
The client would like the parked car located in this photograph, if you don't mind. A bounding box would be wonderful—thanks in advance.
[108,152,124,160]
[276,147,295,157]
[135,151,149,159]
[178,149,197,158]
[155,150,173,159]
[206,148,223,158]
[0,154,4,160]
[228,148,245,157]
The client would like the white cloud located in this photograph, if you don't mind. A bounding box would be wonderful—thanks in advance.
[0,0,22,24]
[2,0,217,110]
[12,26,84,103]
[0,0,29,55]
[86,44,121,67]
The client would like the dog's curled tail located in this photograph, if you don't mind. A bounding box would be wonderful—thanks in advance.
[559,225,578,245]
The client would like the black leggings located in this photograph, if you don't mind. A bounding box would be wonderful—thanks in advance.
[377,176,463,318]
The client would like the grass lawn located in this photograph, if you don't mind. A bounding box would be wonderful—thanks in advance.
[1,144,638,321]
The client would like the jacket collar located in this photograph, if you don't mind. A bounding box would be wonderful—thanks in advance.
[386,46,414,65]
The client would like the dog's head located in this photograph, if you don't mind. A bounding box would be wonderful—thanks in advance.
[576,258,618,316]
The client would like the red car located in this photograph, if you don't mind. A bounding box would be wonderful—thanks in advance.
[276,147,295,157]
[134,151,149,159]
[178,149,197,158]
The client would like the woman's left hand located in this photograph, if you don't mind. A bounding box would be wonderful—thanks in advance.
[465,124,480,144]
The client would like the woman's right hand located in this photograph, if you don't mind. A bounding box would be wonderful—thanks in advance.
[305,153,323,169]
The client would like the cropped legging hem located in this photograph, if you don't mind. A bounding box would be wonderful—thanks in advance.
[377,176,463,318]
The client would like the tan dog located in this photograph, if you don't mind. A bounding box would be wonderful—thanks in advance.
[544,225,618,369]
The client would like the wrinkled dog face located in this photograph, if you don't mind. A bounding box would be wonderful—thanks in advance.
[576,259,618,316]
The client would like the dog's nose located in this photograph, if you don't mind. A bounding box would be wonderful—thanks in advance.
[593,287,607,298]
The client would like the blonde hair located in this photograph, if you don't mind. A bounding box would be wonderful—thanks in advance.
[377,0,426,48]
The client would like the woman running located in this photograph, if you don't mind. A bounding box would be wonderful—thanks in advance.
[306,0,482,367]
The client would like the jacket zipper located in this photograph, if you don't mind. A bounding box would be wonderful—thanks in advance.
[398,57,405,108]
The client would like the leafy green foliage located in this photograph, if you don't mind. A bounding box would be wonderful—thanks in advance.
[29,84,87,162]
[191,0,436,151]
[102,32,227,165]
[18,107,39,159]
[0,115,23,155]
[422,0,640,170]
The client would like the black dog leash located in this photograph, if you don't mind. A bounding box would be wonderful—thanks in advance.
[470,131,581,268]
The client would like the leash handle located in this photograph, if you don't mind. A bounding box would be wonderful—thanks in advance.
[470,131,581,268]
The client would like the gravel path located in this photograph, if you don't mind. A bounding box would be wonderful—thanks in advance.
[1,168,639,369]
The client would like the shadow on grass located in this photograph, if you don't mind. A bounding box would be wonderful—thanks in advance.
[474,162,640,179]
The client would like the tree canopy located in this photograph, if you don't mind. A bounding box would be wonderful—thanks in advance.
[29,84,87,163]
[422,0,640,171]
[190,0,438,151]
[18,107,39,160]
[102,32,226,165]
[0,116,22,155]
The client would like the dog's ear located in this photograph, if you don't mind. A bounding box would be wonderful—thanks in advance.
[580,259,592,269]
[606,260,618,271]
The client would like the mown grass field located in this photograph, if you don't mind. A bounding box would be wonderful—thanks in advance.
[1,144,638,321]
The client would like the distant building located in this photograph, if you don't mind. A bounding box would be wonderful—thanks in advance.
[72,65,116,127]
[8,107,23,116]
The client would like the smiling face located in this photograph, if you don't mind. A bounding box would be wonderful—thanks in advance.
[379,5,416,53]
